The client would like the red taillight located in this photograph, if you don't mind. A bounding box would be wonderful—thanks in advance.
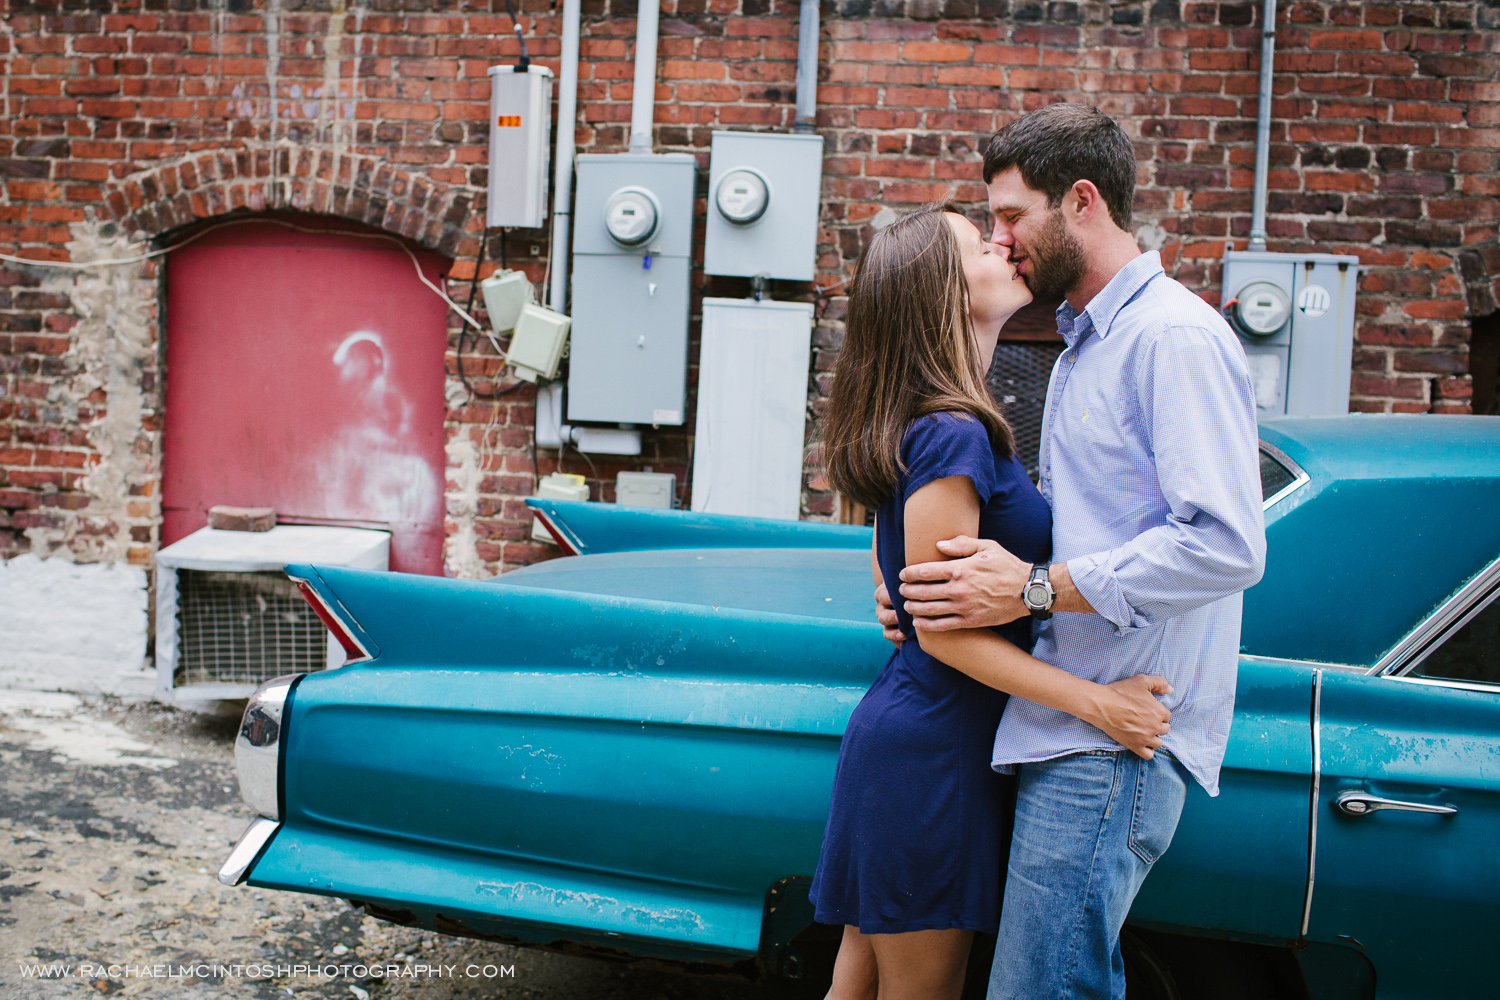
[295,580,372,664]
[533,510,580,556]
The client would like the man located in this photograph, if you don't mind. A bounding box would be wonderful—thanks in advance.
[877,103,1267,999]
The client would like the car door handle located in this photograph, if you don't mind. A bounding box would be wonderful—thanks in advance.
[1334,790,1458,817]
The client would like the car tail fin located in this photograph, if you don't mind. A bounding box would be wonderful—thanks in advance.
[523,498,870,556]
[286,565,380,664]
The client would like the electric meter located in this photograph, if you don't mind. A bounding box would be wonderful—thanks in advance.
[714,168,770,226]
[1233,280,1292,336]
[603,187,660,247]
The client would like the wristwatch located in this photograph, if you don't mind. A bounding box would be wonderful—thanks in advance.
[1023,562,1056,620]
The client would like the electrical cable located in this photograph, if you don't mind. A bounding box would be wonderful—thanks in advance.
[531,384,541,490]
[1,216,494,343]
[454,227,525,400]
[504,0,530,71]
[565,434,597,483]
[462,227,488,333]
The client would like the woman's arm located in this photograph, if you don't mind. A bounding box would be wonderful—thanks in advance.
[905,477,1172,758]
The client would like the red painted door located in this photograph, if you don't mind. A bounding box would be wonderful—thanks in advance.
[163,218,450,574]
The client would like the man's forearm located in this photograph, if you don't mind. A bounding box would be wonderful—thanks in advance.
[1063,516,1266,632]
[1048,560,1097,615]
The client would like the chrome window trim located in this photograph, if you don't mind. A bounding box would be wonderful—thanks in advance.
[1369,551,1500,677]
[1258,440,1311,511]
[1300,668,1322,939]
[1388,674,1500,696]
[1238,653,1363,674]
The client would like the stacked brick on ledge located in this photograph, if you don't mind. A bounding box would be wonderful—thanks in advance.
[1,0,1495,573]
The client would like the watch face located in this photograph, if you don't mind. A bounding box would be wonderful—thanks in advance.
[1025,584,1046,606]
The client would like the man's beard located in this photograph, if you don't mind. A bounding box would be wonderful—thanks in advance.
[1021,208,1086,301]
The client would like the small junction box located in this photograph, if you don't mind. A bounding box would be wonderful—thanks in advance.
[615,471,677,509]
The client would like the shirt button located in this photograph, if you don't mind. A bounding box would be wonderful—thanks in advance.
[1068,354,1077,362]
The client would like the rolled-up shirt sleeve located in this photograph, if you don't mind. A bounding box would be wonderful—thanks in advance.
[1066,322,1268,633]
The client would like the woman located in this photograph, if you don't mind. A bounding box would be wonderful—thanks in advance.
[809,206,1173,1000]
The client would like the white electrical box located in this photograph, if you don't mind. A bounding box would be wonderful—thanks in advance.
[487,65,553,229]
[1222,250,1363,416]
[532,472,590,543]
[616,471,676,509]
[691,298,813,521]
[509,303,570,382]
[704,131,825,281]
[568,153,696,426]
[480,268,534,332]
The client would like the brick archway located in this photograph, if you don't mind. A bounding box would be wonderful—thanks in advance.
[100,148,482,262]
[52,148,486,572]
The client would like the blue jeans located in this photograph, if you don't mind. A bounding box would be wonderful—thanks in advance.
[986,749,1189,1000]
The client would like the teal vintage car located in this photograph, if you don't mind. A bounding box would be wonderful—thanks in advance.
[219,415,1500,1000]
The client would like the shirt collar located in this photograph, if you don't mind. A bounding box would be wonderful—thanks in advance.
[1053,251,1164,346]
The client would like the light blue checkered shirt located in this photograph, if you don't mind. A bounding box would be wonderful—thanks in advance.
[991,252,1267,796]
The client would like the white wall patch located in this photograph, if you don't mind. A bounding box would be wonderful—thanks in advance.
[0,555,150,696]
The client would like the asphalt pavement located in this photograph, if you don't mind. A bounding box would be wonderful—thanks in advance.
[0,691,823,1000]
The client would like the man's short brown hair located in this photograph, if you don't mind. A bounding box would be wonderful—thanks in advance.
[982,102,1136,231]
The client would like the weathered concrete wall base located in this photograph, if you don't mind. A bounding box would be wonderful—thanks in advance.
[0,554,152,697]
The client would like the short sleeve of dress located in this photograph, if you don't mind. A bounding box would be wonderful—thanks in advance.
[900,412,1000,505]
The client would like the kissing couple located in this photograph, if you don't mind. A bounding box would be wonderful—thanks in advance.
[808,103,1268,1000]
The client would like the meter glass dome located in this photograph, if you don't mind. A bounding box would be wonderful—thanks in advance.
[604,187,660,247]
[1234,280,1292,336]
[715,169,770,226]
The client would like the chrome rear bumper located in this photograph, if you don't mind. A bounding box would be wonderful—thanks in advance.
[217,817,281,886]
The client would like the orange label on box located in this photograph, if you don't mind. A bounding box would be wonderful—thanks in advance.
[496,115,522,127]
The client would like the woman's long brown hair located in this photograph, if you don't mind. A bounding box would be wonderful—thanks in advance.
[823,205,1014,511]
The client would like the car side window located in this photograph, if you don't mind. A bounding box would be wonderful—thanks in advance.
[1411,595,1500,687]
[1259,448,1295,503]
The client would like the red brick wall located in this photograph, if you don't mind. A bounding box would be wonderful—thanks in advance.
[2,0,1496,573]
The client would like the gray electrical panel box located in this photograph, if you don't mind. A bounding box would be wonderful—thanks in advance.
[615,471,677,509]
[704,131,824,281]
[486,65,553,229]
[568,152,696,426]
[1222,249,1362,417]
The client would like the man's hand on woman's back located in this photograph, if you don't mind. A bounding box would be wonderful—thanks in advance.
[874,584,904,645]
[1089,675,1174,759]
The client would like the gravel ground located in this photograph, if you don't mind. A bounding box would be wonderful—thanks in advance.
[0,692,824,1000]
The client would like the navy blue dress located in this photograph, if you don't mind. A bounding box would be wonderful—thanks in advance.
[809,411,1053,934]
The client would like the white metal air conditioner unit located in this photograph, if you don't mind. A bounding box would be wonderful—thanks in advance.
[154,525,390,705]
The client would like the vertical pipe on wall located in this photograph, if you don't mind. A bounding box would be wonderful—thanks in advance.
[628,0,660,153]
[793,0,819,134]
[549,0,581,314]
[1247,0,1278,251]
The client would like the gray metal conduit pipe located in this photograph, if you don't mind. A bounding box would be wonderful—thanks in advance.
[1247,0,1278,251]
[628,0,661,152]
[548,0,581,314]
[794,0,819,134]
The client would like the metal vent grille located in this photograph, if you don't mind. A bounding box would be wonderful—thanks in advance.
[174,570,326,687]
[988,342,1064,479]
